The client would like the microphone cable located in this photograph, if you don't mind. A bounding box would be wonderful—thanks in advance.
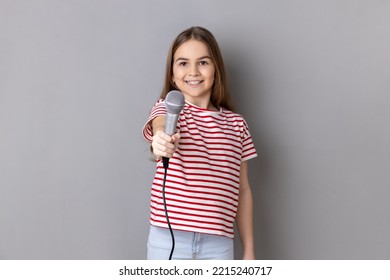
[162,157,175,260]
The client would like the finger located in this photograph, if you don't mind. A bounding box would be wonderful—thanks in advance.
[152,142,175,158]
[154,139,175,151]
[154,133,175,149]
[170,133,180,151]
[171,132,181,143]
[152,137,174,152]
[155,130,172,142]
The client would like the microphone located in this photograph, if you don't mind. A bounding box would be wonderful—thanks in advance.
[163,90,185,169]
[161,90,184,260]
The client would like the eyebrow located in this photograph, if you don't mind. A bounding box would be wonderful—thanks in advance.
[175,56,212,62]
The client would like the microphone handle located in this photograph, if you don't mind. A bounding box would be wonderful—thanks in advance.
[163,112,179,169]
[165,112,179,136]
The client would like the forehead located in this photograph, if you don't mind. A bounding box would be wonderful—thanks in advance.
[174,39,210,59]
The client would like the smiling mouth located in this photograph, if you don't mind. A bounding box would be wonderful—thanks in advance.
[185,80,203,86]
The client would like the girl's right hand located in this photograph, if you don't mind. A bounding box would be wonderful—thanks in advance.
[151,130,180,160]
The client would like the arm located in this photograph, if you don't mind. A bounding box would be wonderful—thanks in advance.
[236,160,255,260]
[150,116,180,160]
[151,115,166,135]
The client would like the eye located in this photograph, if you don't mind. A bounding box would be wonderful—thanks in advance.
[199,60,209,66]
[178,61,188,66]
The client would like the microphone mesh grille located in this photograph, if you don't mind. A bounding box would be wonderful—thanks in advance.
[165,90,185,114]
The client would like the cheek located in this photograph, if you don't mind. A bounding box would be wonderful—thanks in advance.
[208,70,216,82]
[172,68,183,81]
[207,66,216,79]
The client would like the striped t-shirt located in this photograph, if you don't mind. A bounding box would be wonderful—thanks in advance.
[142,100,257,238]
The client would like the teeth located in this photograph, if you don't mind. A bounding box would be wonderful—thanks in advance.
[186,81,201,85]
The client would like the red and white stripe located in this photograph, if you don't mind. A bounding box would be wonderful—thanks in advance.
[143,100,257,238]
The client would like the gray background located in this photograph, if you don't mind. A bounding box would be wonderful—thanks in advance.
[1,0,389,259]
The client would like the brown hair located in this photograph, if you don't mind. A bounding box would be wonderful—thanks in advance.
[160,26,235,111]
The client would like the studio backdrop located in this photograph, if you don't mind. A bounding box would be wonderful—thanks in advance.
[1,0,389,259]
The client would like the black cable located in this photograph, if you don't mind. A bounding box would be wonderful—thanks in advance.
[162,157,175,260]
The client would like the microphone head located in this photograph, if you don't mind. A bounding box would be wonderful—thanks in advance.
[165,90,185,114]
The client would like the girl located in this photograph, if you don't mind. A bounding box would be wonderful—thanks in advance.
[142,26,257,260]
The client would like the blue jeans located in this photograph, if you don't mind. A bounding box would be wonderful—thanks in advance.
[147,225,234,260]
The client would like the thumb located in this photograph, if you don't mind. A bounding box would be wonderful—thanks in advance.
[171,132,181,143]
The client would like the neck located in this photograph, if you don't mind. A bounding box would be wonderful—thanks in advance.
[184,94,218,111]
[188,100,217,111]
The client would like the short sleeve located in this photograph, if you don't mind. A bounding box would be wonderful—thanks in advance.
[142,99,166,142]
[241,119,258,161]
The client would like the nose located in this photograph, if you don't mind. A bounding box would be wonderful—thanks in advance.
[189,64,200,76]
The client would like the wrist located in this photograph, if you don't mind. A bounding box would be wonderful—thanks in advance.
[152,126,165,135]
[242,249,255,260]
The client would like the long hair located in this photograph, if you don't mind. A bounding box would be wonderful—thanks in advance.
[160,26,235,111]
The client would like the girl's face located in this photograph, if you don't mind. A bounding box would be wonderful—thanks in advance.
[172,39,215,108]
